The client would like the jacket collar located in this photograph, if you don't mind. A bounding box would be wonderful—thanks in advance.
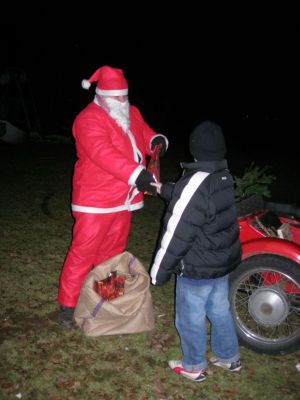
[181,159,228,174]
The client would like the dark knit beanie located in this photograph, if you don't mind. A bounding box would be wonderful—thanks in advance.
[189,120,227,161]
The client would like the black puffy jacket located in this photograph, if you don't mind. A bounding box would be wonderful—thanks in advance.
[150,159,241,286]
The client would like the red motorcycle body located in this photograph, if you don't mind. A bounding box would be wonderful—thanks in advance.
[230,199,300,354]
[239,212,300,294]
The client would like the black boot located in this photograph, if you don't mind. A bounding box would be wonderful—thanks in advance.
[58,306,76,329]
[48,306,76,329]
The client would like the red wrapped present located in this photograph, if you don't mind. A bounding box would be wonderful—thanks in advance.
[94,271,126,300]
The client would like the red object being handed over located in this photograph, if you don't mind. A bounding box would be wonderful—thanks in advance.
[147,144,161,183]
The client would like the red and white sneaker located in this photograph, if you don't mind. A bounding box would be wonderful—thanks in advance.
[168,360,207,382]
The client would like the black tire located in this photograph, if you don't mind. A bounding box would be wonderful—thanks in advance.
[229,254,300,355]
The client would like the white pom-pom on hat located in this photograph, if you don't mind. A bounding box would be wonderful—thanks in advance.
[81,79,91,90]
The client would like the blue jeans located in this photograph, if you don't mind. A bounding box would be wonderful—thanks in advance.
[175,275,240,371]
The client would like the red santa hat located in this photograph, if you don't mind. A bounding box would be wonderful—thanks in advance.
[81,66,128,96]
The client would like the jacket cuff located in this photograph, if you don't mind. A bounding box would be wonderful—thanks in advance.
[128,165,145,186]
[150,134,169,150]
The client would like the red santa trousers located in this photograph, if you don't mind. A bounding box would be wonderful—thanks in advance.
[58,210,131,307]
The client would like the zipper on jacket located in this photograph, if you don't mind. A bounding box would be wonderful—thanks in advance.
[179,259,185,276]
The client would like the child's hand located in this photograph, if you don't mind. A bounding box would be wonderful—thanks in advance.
[150,182,162,195]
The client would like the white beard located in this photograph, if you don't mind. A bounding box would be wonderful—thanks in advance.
[104,97,130,133]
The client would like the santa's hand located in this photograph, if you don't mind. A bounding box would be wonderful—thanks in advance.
[135,169,156,195]
[150,182,162,195]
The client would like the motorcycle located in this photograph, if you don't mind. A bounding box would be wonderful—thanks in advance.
[229,196,300,355]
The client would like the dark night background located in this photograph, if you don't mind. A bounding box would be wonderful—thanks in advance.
[1,7,299,179]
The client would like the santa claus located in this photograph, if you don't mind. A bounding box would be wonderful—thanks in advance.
[56,65,168,327]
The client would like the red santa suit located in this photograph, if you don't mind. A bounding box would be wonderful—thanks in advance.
[58,66,168,307]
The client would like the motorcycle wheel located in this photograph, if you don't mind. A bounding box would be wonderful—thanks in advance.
[229,254,300,355]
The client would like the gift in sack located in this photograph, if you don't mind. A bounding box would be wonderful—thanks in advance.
[74,252,155,336]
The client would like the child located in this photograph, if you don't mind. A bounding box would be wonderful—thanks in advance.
[150,120,242,382]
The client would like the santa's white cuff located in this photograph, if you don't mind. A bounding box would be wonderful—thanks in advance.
[150,134,169,150]
[128,165,145,186]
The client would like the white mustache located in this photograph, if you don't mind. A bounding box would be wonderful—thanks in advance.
[105,97,129,113]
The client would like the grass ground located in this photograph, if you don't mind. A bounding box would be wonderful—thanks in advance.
[0,140,300,399]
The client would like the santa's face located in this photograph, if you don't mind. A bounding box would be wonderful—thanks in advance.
[96,95,130,133]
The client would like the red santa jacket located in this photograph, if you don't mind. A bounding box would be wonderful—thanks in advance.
[71,101,164,214]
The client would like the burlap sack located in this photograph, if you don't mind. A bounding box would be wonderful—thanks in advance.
[74,251,155,336]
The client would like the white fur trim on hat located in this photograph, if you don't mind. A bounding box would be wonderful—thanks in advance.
[81,79,91,90]
[95,87,128,96]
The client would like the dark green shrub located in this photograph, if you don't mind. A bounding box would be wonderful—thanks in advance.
[234,162,276,202]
